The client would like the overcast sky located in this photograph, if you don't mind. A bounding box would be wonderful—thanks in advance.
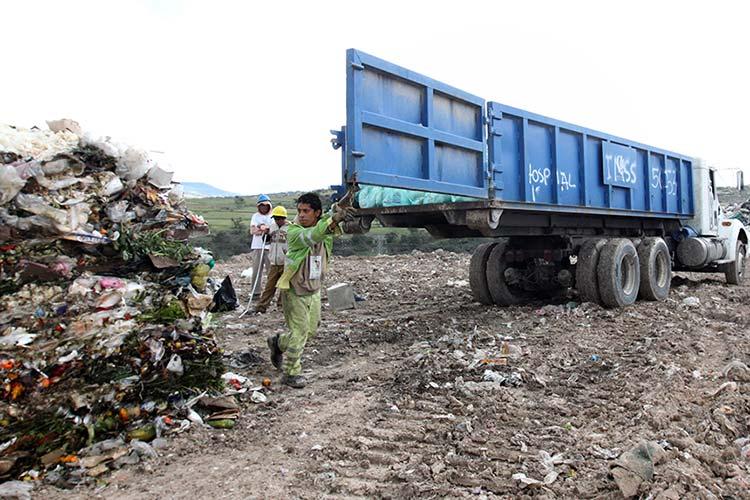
[3,0,749,193]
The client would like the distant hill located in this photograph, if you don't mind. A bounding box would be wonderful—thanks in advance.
[181,182,239,198]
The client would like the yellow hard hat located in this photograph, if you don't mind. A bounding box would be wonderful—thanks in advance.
[271,206,288,218]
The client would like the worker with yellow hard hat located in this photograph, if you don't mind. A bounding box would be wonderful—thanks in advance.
[254,205,289,313]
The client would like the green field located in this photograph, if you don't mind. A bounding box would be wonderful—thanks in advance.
[185,190,407,235]
[184,190,471,259]
[186,192,313,231]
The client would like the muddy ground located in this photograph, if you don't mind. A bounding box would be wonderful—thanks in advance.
[41,250,750,499]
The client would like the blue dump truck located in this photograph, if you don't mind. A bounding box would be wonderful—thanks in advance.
[332,49,748,308]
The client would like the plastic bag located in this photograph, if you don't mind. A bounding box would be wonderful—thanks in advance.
[166,354,184,376]
[116,147,151,182]
[168,183,184,204]
[0,165,26,205]
[210,276,239,312]
[190,263,211,292]
[106,200,135,223]
[98,171,124,196]
[81,132,124,159]
[46,118,82,135]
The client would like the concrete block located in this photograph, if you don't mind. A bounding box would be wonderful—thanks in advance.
[327,283,355,311]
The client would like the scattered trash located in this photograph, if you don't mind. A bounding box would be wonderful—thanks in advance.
[512,472,542,488]
[250,391,268,404]
[207,419,236,429]
[482,369,523,386]
[610,441,664,498]
[327,283,356,312]
[210,276,239,313]
[682,297,700,308]
[710,381,739,397]
[446,279,469,288]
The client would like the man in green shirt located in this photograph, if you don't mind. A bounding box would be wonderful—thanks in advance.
[267,192,353,388]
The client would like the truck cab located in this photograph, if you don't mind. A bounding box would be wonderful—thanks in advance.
[680,160,748,283]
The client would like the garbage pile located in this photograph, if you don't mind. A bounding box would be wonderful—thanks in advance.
[723,198,750,226]
[0,121,239,484]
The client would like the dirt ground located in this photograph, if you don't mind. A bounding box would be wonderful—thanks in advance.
[40,250,750,499]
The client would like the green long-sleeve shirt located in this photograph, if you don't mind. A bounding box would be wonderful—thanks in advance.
[277,213,342,291]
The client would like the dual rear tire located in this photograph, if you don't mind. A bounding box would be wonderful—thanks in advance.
[470,236,673,308]
[468,240,531,306]
[576,237,671,308]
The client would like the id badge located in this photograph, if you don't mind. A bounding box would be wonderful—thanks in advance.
[309,255,322,280]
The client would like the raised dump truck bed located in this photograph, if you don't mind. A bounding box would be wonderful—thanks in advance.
[333,49,747,309]
[339,48,693,237]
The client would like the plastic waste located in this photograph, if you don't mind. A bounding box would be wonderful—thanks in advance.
[0,165,26,205]
[194,247,215,268]
[0,328,37,347]
[250,391,267,404]
[166,354,184,376]
[190,263,211,292]
[99,171,125,196]
[210,276,239,312]
[0,123,79,161]
[167,183,184,204]
[682,296,700,307]
[207,419,236,429]
[46,118,82,135]
[147,165,174,189]
[116,147,151,182]
[130,440,158,459]
[356,185,476,208]
[127,424,156,442]
[187,408,203,425]
[106,200,135,223]
[11,160,43,180]
[41,157,85,176]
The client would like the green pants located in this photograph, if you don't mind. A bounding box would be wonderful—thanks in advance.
[279,289,321,376]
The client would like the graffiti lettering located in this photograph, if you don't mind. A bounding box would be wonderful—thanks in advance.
[557,171,577,192]
[528,164,550,202]
[650,166,677,196]
[605,154,638,185]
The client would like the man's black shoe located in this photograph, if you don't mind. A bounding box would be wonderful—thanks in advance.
[281,374,307,388]
[266,335,282,370]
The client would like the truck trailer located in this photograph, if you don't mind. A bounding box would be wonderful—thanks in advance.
[333,49,748,308]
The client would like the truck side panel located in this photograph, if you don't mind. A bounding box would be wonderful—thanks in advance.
[489,102,694,218]
[344,49,695,220]
[346,49,487,199]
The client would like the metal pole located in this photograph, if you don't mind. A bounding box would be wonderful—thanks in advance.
[239,233,267,318]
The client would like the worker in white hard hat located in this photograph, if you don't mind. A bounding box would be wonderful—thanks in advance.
[255,205,289,313]
[249,194,272,300]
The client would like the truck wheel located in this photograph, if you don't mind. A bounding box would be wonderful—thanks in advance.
[597,239,640,308]
[637,237,671,301]
[576,239,606,304]
[486,240,528,306]
[469,242,497,304]
[725,241,747,285]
